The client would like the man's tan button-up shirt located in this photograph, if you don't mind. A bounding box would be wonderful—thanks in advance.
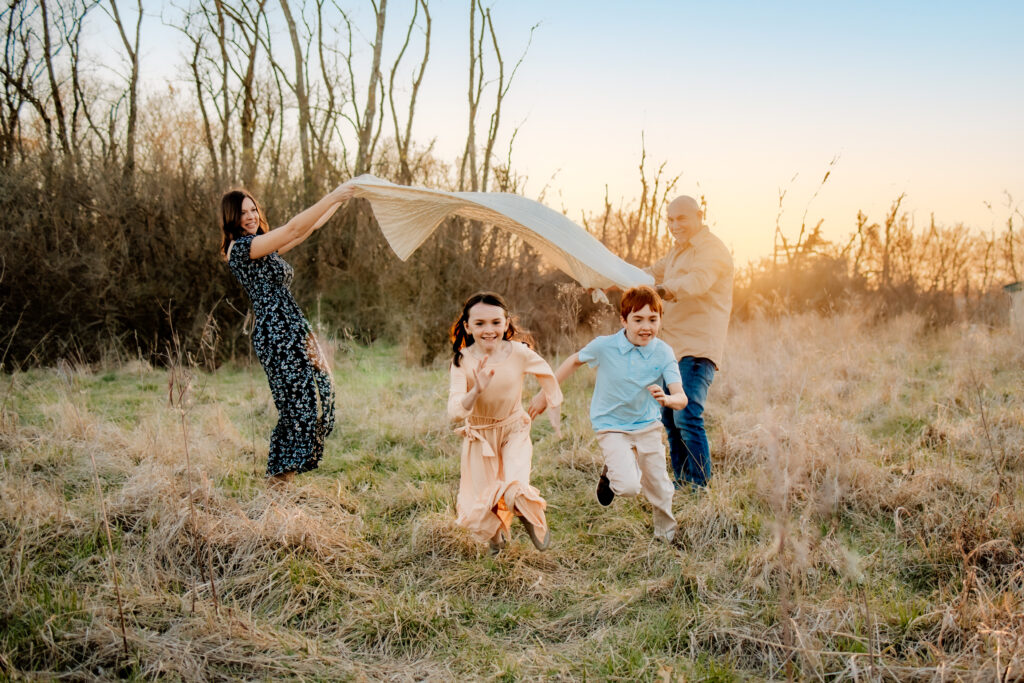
[646,226,734,368]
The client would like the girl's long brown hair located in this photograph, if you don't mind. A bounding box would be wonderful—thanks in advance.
[220,189,269,257]
[450,292,531,367]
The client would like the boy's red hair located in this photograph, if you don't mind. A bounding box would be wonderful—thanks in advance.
[620,285,663,319]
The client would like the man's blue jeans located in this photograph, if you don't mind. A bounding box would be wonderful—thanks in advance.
[662,356,716,488]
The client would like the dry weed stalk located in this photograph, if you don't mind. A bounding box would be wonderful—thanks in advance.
[965,363,1012,508]
[167,329,220,615]
[764,426,798,681]
[243,310,260,476]
[55,360,130,655]
[87,449,130,655]
[0,313,23,446]
[555,282,585,353]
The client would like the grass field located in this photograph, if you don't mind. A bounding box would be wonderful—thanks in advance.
[1,313,1022,681]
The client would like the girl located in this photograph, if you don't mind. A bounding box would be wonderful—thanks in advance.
[447,292,563,554]
[222,183,355,486]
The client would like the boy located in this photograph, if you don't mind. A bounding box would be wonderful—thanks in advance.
[529,286,687,541]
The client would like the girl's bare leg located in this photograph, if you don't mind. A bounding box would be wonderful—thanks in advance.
[488,529,506,556]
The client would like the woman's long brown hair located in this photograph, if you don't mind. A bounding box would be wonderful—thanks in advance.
[220,189,269,257]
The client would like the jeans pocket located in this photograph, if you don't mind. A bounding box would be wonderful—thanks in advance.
[698,358,716,387]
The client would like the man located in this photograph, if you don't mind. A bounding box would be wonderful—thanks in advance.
[647,196,733,489]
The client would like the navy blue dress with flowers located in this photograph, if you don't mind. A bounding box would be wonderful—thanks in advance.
[228,234,335,476]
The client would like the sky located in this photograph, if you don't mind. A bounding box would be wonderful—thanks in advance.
[108,1,1024,264]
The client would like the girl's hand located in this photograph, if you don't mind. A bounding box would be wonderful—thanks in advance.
[471,356,495,394]
[527,391,547,419]
[647,384,669,406]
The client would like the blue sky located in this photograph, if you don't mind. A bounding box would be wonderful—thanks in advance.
[111,1,1024,263]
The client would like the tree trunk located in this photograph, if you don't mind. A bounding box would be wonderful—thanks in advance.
[355,0,387,176]
[107,0,142,183]
[279,0,312,199]
[39,0,71,155]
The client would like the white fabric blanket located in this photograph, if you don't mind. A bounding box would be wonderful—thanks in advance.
[348,174,654,291]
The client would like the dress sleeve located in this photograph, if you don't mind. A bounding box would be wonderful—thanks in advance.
[447,362,472,421]
[521,345,563,433]
[229,234,254,267]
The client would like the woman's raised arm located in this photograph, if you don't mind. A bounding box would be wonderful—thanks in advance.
[249,182,356,259]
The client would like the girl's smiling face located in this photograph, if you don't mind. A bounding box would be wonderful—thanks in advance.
[465,302,509,353]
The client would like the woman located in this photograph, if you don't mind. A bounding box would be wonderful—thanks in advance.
[221,183,355,486]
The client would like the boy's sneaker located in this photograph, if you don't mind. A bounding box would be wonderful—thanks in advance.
[597,466,614,506]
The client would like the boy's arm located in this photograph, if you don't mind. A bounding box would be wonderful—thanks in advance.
[647,382,688,410]
[527,352,583,419]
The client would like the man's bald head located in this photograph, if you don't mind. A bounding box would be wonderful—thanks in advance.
[667,195,703,244]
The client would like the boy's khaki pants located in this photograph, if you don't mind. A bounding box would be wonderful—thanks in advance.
[596,423,677,540]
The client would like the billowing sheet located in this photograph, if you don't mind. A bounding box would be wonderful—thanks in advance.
[348,174,654,291]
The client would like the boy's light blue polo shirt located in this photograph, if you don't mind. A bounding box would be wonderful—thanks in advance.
[577,329,682,432]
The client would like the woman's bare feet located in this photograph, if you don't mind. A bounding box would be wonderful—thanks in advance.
[267,471,295,489]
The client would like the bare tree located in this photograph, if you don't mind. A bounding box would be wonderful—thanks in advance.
[579,138,679,267]
[458,0,483,191]
[38,0,71,154]
[881,194,905,291]
[479,6,533,192]
[459,0,534,192]
[53,0,99,160]
[387,0,430,184]
[309,0,347,178]
[0,1,63,157]
[219,0,268,187]
[175,0,275,187]
[0,1,40,164]
[277,0,313,196]
[177,2,231,184]
[184,29,221,182]
[353,0,386,177]
[104,0,143,180]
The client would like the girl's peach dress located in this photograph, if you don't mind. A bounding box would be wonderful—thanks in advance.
[447,341,562,543]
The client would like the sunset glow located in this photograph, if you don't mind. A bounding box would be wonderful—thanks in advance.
[97,2,1024,265]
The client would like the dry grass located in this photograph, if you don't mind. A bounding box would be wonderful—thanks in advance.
[1,314,1022,681]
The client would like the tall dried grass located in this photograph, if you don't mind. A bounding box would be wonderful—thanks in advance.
[1,312,1022,680]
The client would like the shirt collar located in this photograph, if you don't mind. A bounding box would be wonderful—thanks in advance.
[674,225,710,251]
[615,328,656,359]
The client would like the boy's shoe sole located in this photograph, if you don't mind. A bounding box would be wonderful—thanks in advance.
[597,466,614,506]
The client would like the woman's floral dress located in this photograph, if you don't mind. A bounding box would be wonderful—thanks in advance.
[229,234,335,476]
